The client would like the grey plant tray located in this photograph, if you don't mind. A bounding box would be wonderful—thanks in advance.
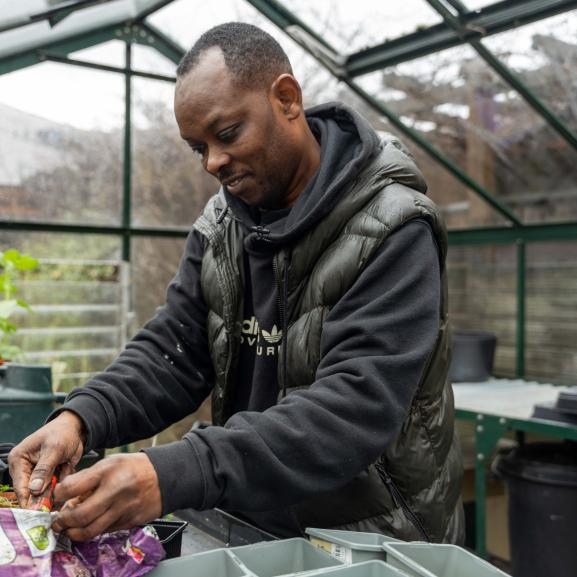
[148,537,342,577]
[302,560,408,577]
[306,528,401,564]
[147,548,248,577]
[383,542,510,577]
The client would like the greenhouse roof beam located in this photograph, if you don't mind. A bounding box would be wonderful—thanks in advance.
[250,0,522,226]
[39,52,175,82]
[0,1,173,64]
[0,0,118,35]
[0,24,126,76]
[245,0,338,55]
[345,0,577,77]
[426,0,577,153]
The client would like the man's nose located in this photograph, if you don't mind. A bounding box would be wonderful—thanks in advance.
[205,147,231,175]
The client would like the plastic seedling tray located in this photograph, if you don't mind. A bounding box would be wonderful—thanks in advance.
[148,548,249,577]
[147,519,187,559]
[301,560,408,577]
[306,528,401,564]
[383,543,510,577]
[231,537,342,577]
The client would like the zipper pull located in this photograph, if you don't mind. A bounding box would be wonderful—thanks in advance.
[378,465,401,509]
[250,225,271,240]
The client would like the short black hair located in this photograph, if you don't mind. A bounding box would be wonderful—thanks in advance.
[176,22,293,89]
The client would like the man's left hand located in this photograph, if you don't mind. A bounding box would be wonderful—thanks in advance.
[51,452,162,541]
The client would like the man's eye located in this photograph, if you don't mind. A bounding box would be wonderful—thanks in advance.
[218,124,240,143]
[189,144,205,158]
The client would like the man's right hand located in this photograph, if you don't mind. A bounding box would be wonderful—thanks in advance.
[8,411,86,507]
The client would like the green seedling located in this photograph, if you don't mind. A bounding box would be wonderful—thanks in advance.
[0,249,38,363]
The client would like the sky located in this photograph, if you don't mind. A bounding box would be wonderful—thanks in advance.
[0,0,575,131]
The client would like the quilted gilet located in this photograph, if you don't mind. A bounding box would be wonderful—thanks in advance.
[193,146,464,543]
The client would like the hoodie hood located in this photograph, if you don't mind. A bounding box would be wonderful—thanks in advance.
[223,102,427,249]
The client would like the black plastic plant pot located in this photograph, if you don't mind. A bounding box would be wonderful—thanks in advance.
[448,330,497,383]
[146,519,188,559]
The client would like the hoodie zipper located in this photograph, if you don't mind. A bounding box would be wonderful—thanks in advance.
[375,461,431,542]
[273,251,290,398]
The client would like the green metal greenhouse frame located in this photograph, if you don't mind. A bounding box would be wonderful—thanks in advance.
[2,0,577,379]
[1,0,577,558]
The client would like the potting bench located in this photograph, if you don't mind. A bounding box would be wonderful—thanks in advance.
[453,378,577,558]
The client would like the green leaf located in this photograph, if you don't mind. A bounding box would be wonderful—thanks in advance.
[2,249,21,264]
[16,299,31,311]
[16,255,39,271]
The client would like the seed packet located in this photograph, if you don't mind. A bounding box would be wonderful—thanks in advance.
[0,509,165,577]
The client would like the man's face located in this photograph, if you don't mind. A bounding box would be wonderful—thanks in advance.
[174,49,299,208]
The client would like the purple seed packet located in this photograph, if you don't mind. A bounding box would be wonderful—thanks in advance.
[0,508,55,577]
[71,526,165,577]
[0,509,165,577]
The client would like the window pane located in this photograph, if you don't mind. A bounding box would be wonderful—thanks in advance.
[129,235,211,449]
[131,44,176,76]
[281,0,442,53]
[447,244,517,378]
[0,231,123,392]
[526,241,577,385]
[69,40,126,68]
[0,63,123,226]
[131,236,187,329]
[357,38,577,227]
[147,0,341,101]
[131,77,218,228]
[482,11,577,224]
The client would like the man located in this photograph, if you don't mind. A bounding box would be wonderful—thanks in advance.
[10,22,464,543]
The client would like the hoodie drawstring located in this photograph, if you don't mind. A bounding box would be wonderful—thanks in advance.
[216,204,229,224]
[281,251,290,398]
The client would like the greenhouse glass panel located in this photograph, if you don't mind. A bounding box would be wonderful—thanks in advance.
[525,241,577,386]
[356,41,577,227]
[131,236,187,330]
[69,39,126,68]
[131,77,217,228]
[481,10,577,225]
[447,244,517,378]
[0,231,123,392]
[148,0,342,91]
[131,44,177,76]
[280,0,442,53]
[0,0,171,60]
[0,62,123,225]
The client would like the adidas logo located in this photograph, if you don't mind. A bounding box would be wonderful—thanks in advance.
[262,325,282,344]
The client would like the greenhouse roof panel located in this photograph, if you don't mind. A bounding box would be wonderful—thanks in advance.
[0,0,171,60]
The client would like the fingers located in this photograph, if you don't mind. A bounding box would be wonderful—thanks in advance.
[51,454,163,541]
[8,451,33,507]
[53,466,101,505]
[27,452,60,494]
[58,462,77,482]
[54,501,119,542]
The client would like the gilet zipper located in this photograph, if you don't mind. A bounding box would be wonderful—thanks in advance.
[375,461,431,542]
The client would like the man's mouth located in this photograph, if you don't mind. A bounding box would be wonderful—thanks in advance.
[222,174,247,193]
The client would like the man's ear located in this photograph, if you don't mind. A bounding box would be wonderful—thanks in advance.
[270,74,302,120]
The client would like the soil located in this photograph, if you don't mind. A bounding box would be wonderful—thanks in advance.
[0,488,19,508]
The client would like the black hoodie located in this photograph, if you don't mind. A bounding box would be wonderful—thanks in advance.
[58,103,441,537]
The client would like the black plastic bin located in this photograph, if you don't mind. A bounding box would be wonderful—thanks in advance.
[448,330,497,383]
[494,442,577,577]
